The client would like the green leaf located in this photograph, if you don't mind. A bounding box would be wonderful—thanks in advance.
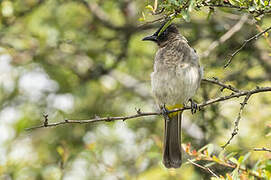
[242,152,251,164]
[138,12,145,22]
[265,160,271,173]
[145,5,154,12]
[188,0,195,12]
[181,9,190,22]
[238,156,244,164]
[229,157,239,165]
[158,17,175,36]
[226,152,237,160]
[207,144,214,155]
[169,0,183,6]
[249,6,256,12]
[228,0,240,6]
[259,0,265,6]
[207,8,214,20]
[231,167,239,180]
[254,16,262,21]
[57,146,64,157]
[253,159,261,170]
[218,149,225,160]
[198,144,209,152]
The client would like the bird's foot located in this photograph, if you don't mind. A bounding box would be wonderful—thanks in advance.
[189,99,198,114]
[161,105,170,121]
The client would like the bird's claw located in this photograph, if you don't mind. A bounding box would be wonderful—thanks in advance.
[161,105,170,121]
[189,99,198,114]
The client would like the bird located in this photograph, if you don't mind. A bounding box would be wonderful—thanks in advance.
[142,23,202,168]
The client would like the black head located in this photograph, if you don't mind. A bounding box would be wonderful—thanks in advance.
[142,23,179,45]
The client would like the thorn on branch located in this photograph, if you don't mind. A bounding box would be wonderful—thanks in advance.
[105,117,111,122]
[240,102,247,106]
[135,108,141,114]
[26,86,271,131]
[232,132,238,136]
[212,77,218,81]
[43,114,49,127]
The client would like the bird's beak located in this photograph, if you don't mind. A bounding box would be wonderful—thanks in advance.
[142,35,157,42]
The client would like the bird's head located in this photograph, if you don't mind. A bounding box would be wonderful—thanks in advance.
[142,23,179,46]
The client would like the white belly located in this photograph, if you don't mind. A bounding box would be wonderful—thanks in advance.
[151,65,200,106]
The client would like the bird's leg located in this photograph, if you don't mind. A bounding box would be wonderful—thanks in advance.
[189,99,198,114]
[161,104,170,121]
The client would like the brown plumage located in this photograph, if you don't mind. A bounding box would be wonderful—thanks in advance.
[143,24,202,168]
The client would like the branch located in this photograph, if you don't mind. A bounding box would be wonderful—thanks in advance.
[26,86,271,131]
[186,146,263,179]
[202,2,271,16]
[202,15,248,58]
[254,147,271,152]
[79,1,121,30]
[202,77,240,92]
[26,110,160,131]
[188,159,219,178]
[196,157,262,179]
[224,26,271,68]
[202,3,248,11]
[221,93,252,148]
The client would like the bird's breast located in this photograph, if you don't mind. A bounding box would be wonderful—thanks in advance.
[151,64,201,106]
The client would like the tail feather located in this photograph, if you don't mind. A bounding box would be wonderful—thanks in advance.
[163,111,182,168]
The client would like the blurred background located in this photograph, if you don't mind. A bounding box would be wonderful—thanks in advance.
[0,0,270,179]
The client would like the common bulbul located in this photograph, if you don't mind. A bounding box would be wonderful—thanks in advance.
[143,23,202,168]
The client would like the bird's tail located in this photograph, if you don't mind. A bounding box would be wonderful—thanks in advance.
[163,111,182,168]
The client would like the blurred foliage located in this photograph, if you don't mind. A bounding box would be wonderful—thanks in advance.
[142,0,271,23]
[0,0,271,179]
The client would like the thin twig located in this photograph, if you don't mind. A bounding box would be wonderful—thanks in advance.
[188,159,219,178]
[222,93,252,148]
[224,26,271,68]
[202,15,248,58]
[202,2,271,16]
[137,16,165,28]
[26,111,159,131]
[254,147,271,152]
[153,8,165,15]
[26,86,271,131]
[187,149,262,178]
[203,3,248,10]
[202,77,240,92]
[194,157,262,179]
[79,0,121,30]
[151,0,165,15]
[256,24,271,48]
